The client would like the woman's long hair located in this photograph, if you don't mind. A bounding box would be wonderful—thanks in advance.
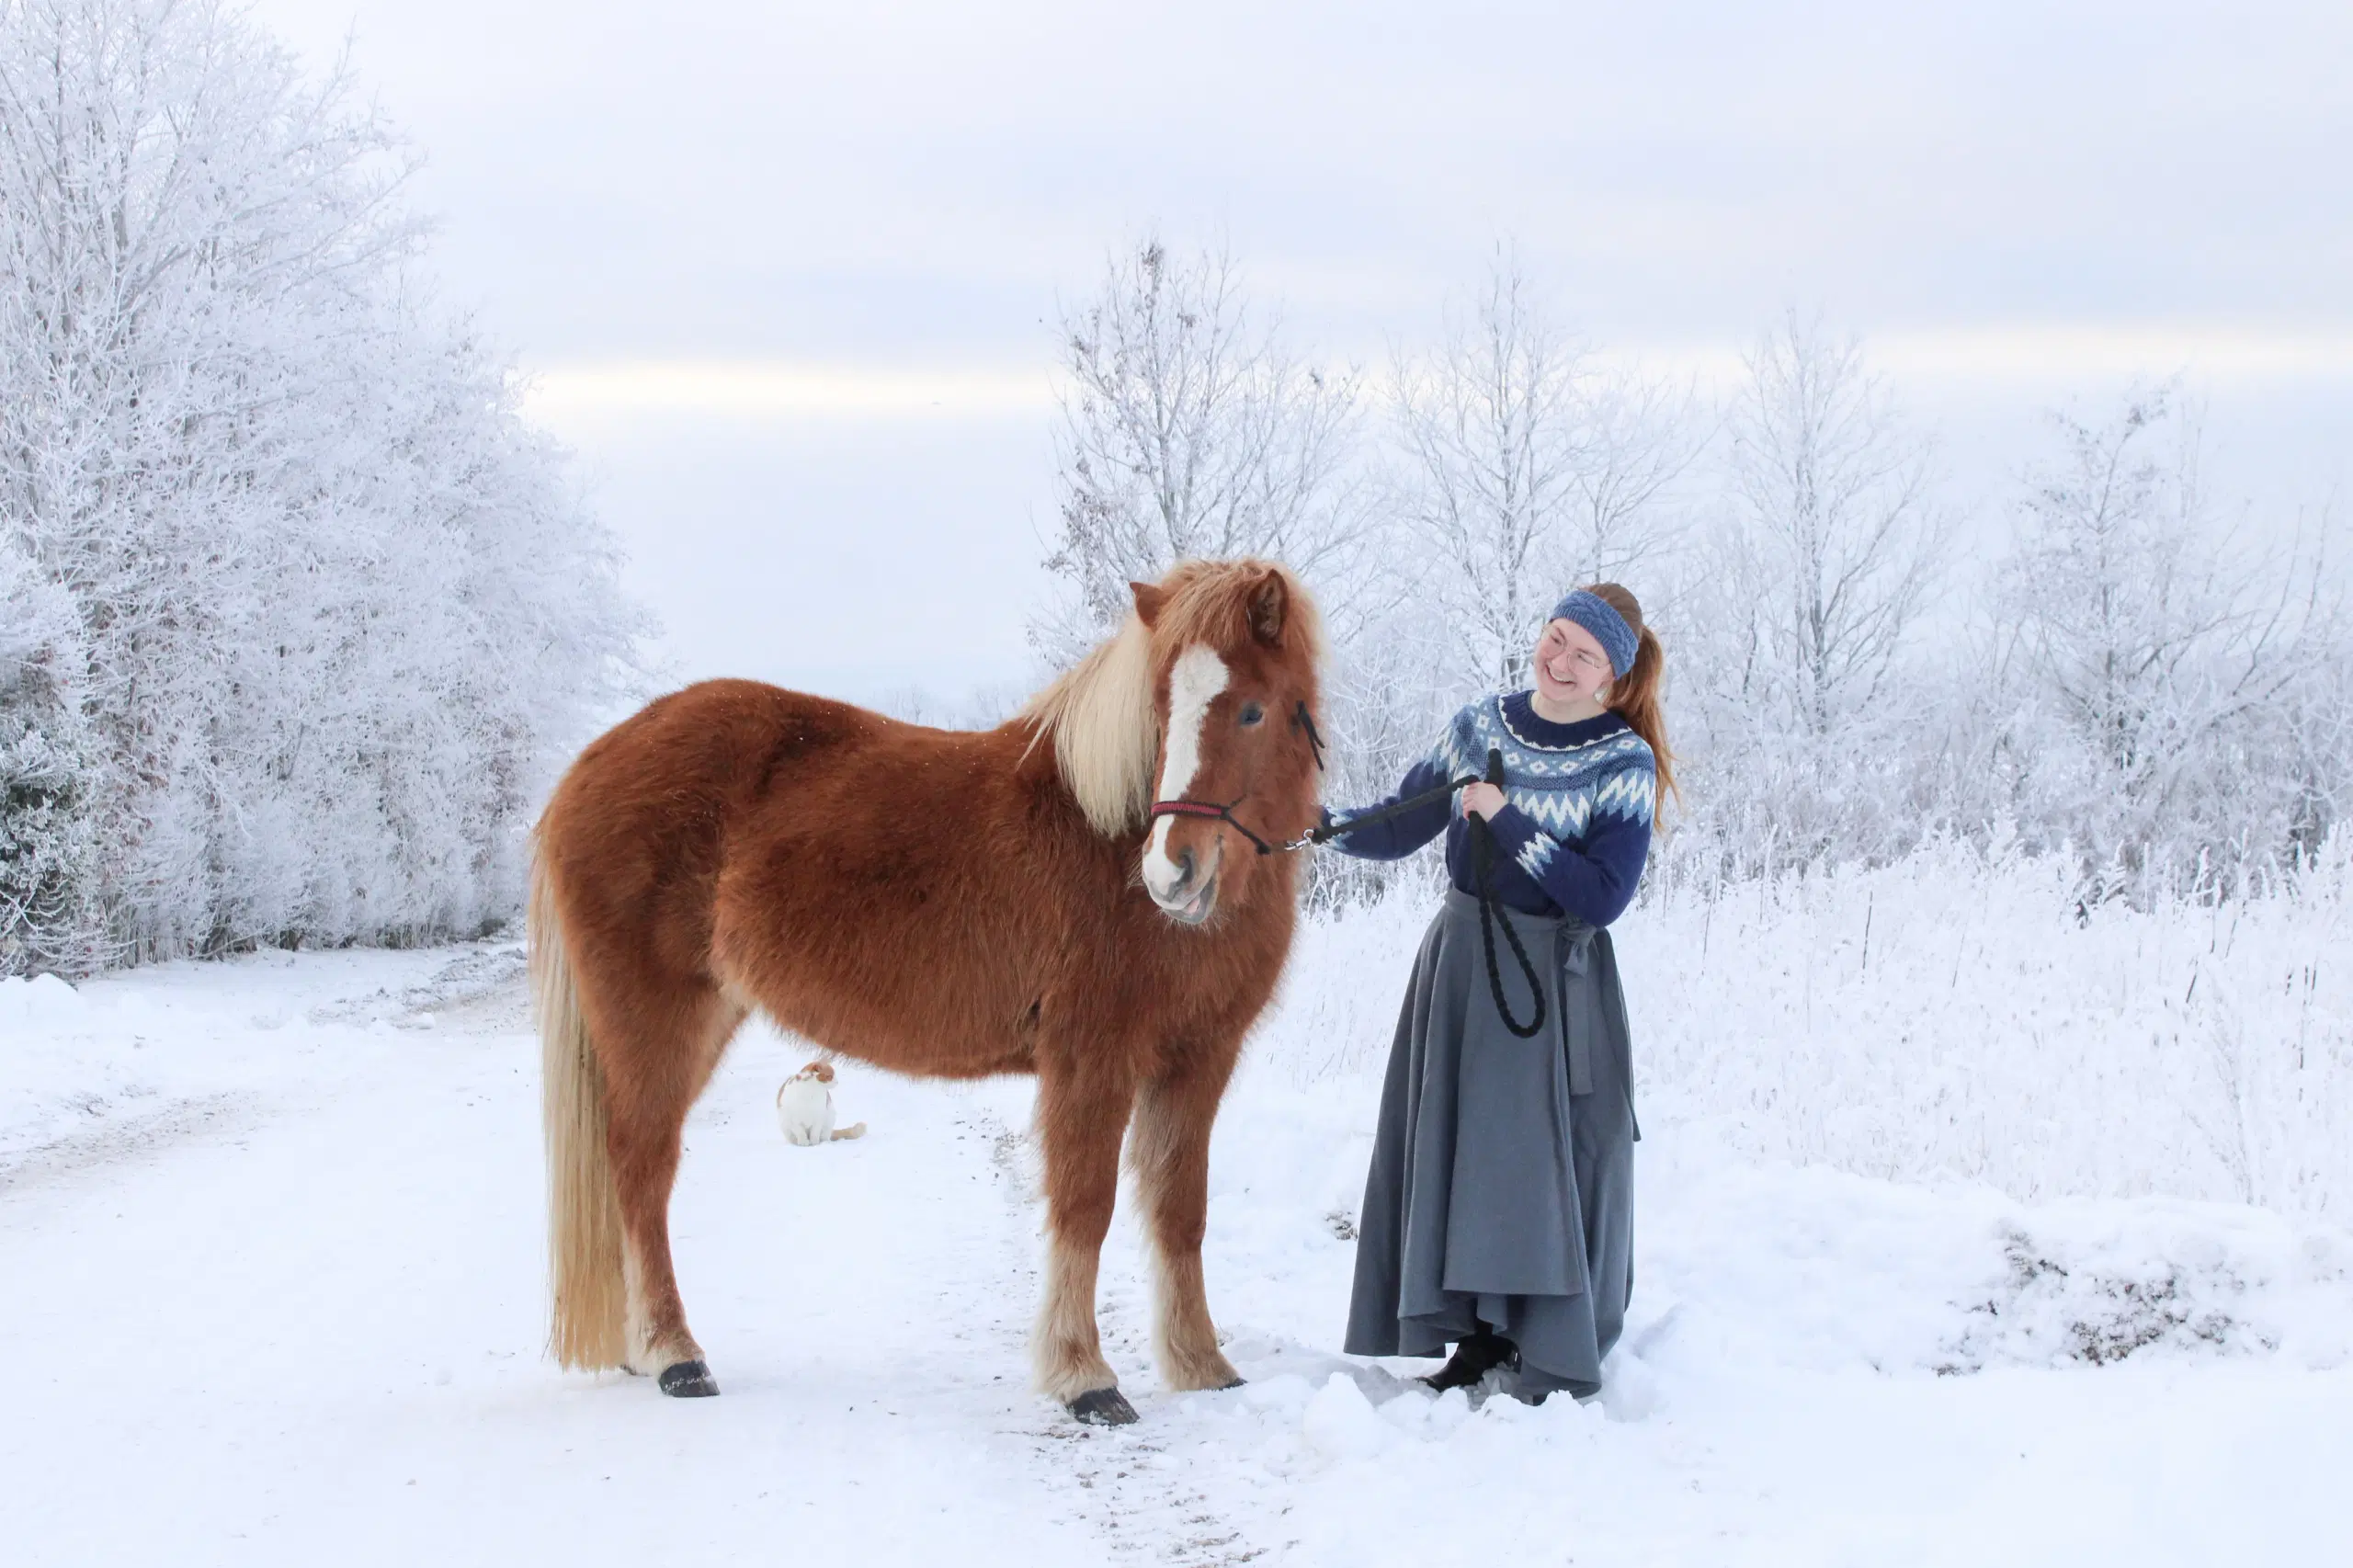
[1585,583,1678,819]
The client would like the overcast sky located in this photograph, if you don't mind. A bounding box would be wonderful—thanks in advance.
[250,0,2353,706]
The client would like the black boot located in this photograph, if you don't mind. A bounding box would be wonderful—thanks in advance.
[1420,1328,1518,1392]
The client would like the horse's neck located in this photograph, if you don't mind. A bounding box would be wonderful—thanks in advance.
[1003,717,1132,835]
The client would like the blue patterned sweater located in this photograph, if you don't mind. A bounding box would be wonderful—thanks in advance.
[1324,693,1655,926]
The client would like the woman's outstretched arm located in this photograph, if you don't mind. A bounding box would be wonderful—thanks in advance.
[1320,753,1456,860]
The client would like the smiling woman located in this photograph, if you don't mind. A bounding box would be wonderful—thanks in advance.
[1321,583,1669,1404]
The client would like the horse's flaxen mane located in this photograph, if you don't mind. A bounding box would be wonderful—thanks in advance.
[1020,560,1324,839]
[1022,610,1159,837]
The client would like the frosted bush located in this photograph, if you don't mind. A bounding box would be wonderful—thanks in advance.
[1252,837,2353,1222]
[0,0,641,973]
[1636,838,2353,1219]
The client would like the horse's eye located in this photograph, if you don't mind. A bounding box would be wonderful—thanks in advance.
[1238,701,1265,726]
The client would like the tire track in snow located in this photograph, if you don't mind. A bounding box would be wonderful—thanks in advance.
[2,943,525,1202]
[0,1093,267,1197]
[964,1096,1270,1565]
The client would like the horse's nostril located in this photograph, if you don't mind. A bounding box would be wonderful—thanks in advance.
[1175,847,1196,888]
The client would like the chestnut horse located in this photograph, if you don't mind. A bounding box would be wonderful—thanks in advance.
[530,560,1324,1424]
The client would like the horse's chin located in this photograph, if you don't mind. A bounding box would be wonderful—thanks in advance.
[1154,874,1220,927]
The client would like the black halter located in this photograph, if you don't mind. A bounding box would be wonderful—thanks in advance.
[1147,699,1327,857]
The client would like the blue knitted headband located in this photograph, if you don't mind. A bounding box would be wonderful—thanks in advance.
[1549,589,1638,677]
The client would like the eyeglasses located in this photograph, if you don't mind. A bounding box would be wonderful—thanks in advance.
[1541,629,1608,672]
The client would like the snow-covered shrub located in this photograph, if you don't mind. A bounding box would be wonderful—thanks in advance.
[1625,835,2353,1221]
[1249,836,2353,1223]
[0,0,640,973]
[0,536,105,973]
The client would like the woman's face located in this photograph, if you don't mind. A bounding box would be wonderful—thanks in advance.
[1532,618,1611,708]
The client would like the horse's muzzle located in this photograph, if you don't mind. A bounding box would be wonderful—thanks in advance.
[1147,841,1222,925]
[1156,870,1219,926]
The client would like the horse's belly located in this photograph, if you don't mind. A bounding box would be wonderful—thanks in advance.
[717,903,1039,1080]
[758,989,1035,1080]
[712,792,1051,1079]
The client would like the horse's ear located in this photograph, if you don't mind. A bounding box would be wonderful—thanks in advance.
[1130,580,1168,628]
[1247,570,1288,645]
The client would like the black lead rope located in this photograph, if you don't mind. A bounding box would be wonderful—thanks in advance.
[1319,746,1548,1040]
[1466,748,1547,1039]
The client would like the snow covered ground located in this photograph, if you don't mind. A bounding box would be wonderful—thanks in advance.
[6,857,2351,1565]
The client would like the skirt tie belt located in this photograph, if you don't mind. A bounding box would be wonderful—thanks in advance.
[1554,919,1598,1096]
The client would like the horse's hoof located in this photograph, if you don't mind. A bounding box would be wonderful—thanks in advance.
[1067,1386,1138,1426]
[1215,1377,1245,1391]
[658,1360,720,1397]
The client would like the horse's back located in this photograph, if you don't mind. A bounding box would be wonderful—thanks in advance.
[540,680,880,979]
[540,680,1051,1066]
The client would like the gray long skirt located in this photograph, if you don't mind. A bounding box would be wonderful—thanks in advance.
[1343,887,1638,1400]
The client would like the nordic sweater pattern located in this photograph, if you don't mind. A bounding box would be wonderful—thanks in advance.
[1325,694,1656,926]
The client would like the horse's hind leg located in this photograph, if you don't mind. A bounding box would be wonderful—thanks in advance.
[1130,1043,1245,1392]
[1032,1054,1137,1424]
[601,984,746,1396]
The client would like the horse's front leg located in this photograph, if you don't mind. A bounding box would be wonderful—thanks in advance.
[1032,1052,1137,1424]
[1130,1040,1245,1392]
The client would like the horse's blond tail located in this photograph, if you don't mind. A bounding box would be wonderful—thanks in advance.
[533,849,627,1370]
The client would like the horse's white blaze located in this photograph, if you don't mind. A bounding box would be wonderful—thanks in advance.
[1142,644,1230,903]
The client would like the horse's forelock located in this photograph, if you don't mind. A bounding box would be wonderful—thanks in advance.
[1148,560,1324,671]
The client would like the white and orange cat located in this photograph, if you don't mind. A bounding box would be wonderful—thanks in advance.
[776,1060,866,1146]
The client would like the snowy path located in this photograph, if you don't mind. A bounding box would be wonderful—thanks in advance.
[2,952,1097,1565]
[6,943,2352,1565]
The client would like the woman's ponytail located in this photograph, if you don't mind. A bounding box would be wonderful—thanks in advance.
[1585,584,1678,819]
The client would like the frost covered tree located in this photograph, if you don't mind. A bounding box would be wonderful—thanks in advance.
[1712,311,1949,738]
[1036,237,1362,664]
[1564,365,1699,587]
[1998,392,2344,890]
[0,0,639,974]
[1034,236,1412,909]
[1658,314,1954,877]
[1391,249,1691,694]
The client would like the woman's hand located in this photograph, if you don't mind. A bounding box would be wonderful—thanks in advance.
[1459,782,1505,820]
